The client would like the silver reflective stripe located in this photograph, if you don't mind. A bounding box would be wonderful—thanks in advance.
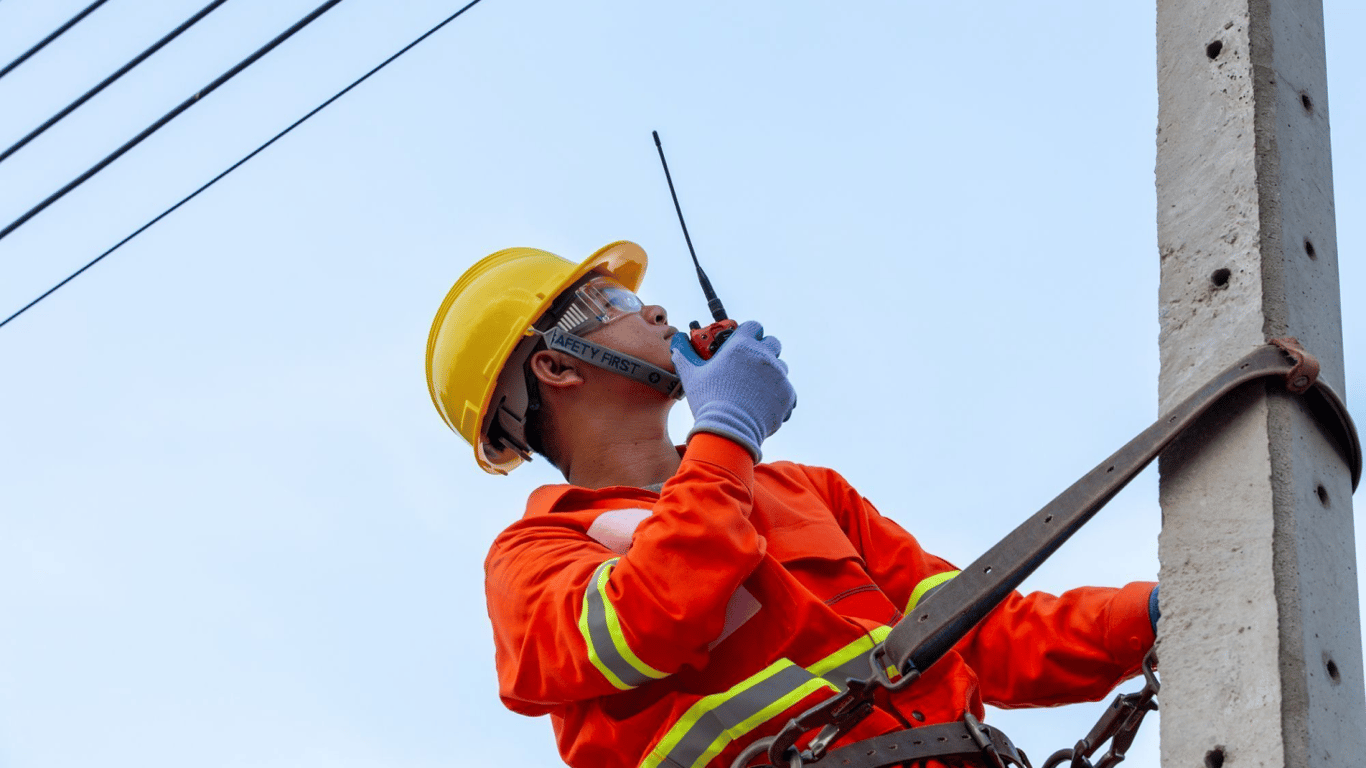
[808,626,893,691]
[820,647,879,691]
[579,558,668,690]
[585,509,762,651]
[640,629,897,768]
[642,660,835,768]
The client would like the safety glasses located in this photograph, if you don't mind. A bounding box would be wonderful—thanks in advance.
[551,275,644,336]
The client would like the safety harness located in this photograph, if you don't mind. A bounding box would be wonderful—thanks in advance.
[731,338,1361,768]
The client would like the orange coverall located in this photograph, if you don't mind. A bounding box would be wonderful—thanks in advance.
[485,434,1156,768]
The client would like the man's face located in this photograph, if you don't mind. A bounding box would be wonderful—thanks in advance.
[572,277,677,375]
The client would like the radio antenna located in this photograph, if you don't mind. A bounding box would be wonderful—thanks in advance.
[653,130,728,322]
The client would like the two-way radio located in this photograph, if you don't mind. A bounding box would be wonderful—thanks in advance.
[652,131,737,360]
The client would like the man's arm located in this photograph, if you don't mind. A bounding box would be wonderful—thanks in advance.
[487,320,798,714]
[485,434,766,714]
[809,465,1155,706]
[953,581,1156,707]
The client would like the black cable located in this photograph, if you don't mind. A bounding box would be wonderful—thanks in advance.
[0,0,110,82]
[0,0,346,244]
[0,0,233,167]
[1,0,487,330]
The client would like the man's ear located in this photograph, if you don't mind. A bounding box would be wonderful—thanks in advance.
[528,350,585,390]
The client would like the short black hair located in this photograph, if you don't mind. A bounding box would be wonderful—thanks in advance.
[521,342,554,466]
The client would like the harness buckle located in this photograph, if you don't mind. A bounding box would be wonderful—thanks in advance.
[965,711,1010,768]
[867,642,920,691]
[759,671,909,767]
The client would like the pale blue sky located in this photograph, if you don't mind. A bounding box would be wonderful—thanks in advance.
[1,2,1362,766]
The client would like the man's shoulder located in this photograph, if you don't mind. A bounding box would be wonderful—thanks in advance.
[755,458,850,492]
[485,484,656,566]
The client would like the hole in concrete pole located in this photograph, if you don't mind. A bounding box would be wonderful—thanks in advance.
[1206,40,1223,59]
[1305,239,1317,259]
[1301,92,1314,112]
[1327,658,1341,684]
[1211,268,1232,288]
[1206,747,1226,768]
[1317,484,1330,507]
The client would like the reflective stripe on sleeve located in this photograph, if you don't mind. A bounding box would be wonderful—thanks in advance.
[641,659,837,768]
[907,570,960,613]
[578,558,669,691]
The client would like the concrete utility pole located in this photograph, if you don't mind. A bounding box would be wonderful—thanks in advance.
[1156,1,1365,766]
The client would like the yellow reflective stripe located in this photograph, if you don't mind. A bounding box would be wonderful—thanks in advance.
[640,628,897,768]
[869,625,898,681]
[577,558,668,691]
[809,625,896,691]
[806,625,892,679]
[691,673,833,768]
[907,570,960,613]
[578,561,630,690]
[640,659,836,768]
[598,562,668,682]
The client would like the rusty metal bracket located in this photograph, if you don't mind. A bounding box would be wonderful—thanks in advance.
[1269,337,1320,393]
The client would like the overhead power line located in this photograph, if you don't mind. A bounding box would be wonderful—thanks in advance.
[0,0,110,83]
[0,0,346,244]
[1,0,488,331]
[0,0,233,166]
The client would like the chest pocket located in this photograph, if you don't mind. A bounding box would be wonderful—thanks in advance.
[750,478,899,625]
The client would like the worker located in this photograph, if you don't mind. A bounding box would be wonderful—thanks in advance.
[426,241,1159,768]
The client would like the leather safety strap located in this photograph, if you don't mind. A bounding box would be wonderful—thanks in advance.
[737,718,1029,768]
[813,719,1028,768]
[754,339,1361,767]
[877,338,1361,682]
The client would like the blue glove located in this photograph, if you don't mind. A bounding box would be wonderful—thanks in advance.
[670,320,797,462]
[1149,585,1160,634]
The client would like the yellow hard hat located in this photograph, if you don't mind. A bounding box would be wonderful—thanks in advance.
[425,241,648,474]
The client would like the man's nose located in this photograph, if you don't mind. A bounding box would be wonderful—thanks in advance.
[643,305,668,325]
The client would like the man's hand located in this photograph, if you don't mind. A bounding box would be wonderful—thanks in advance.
[1149,585,1160,634]
[670,320,796,462]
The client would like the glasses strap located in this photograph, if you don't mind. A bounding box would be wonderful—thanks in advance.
[536,327,683,399]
